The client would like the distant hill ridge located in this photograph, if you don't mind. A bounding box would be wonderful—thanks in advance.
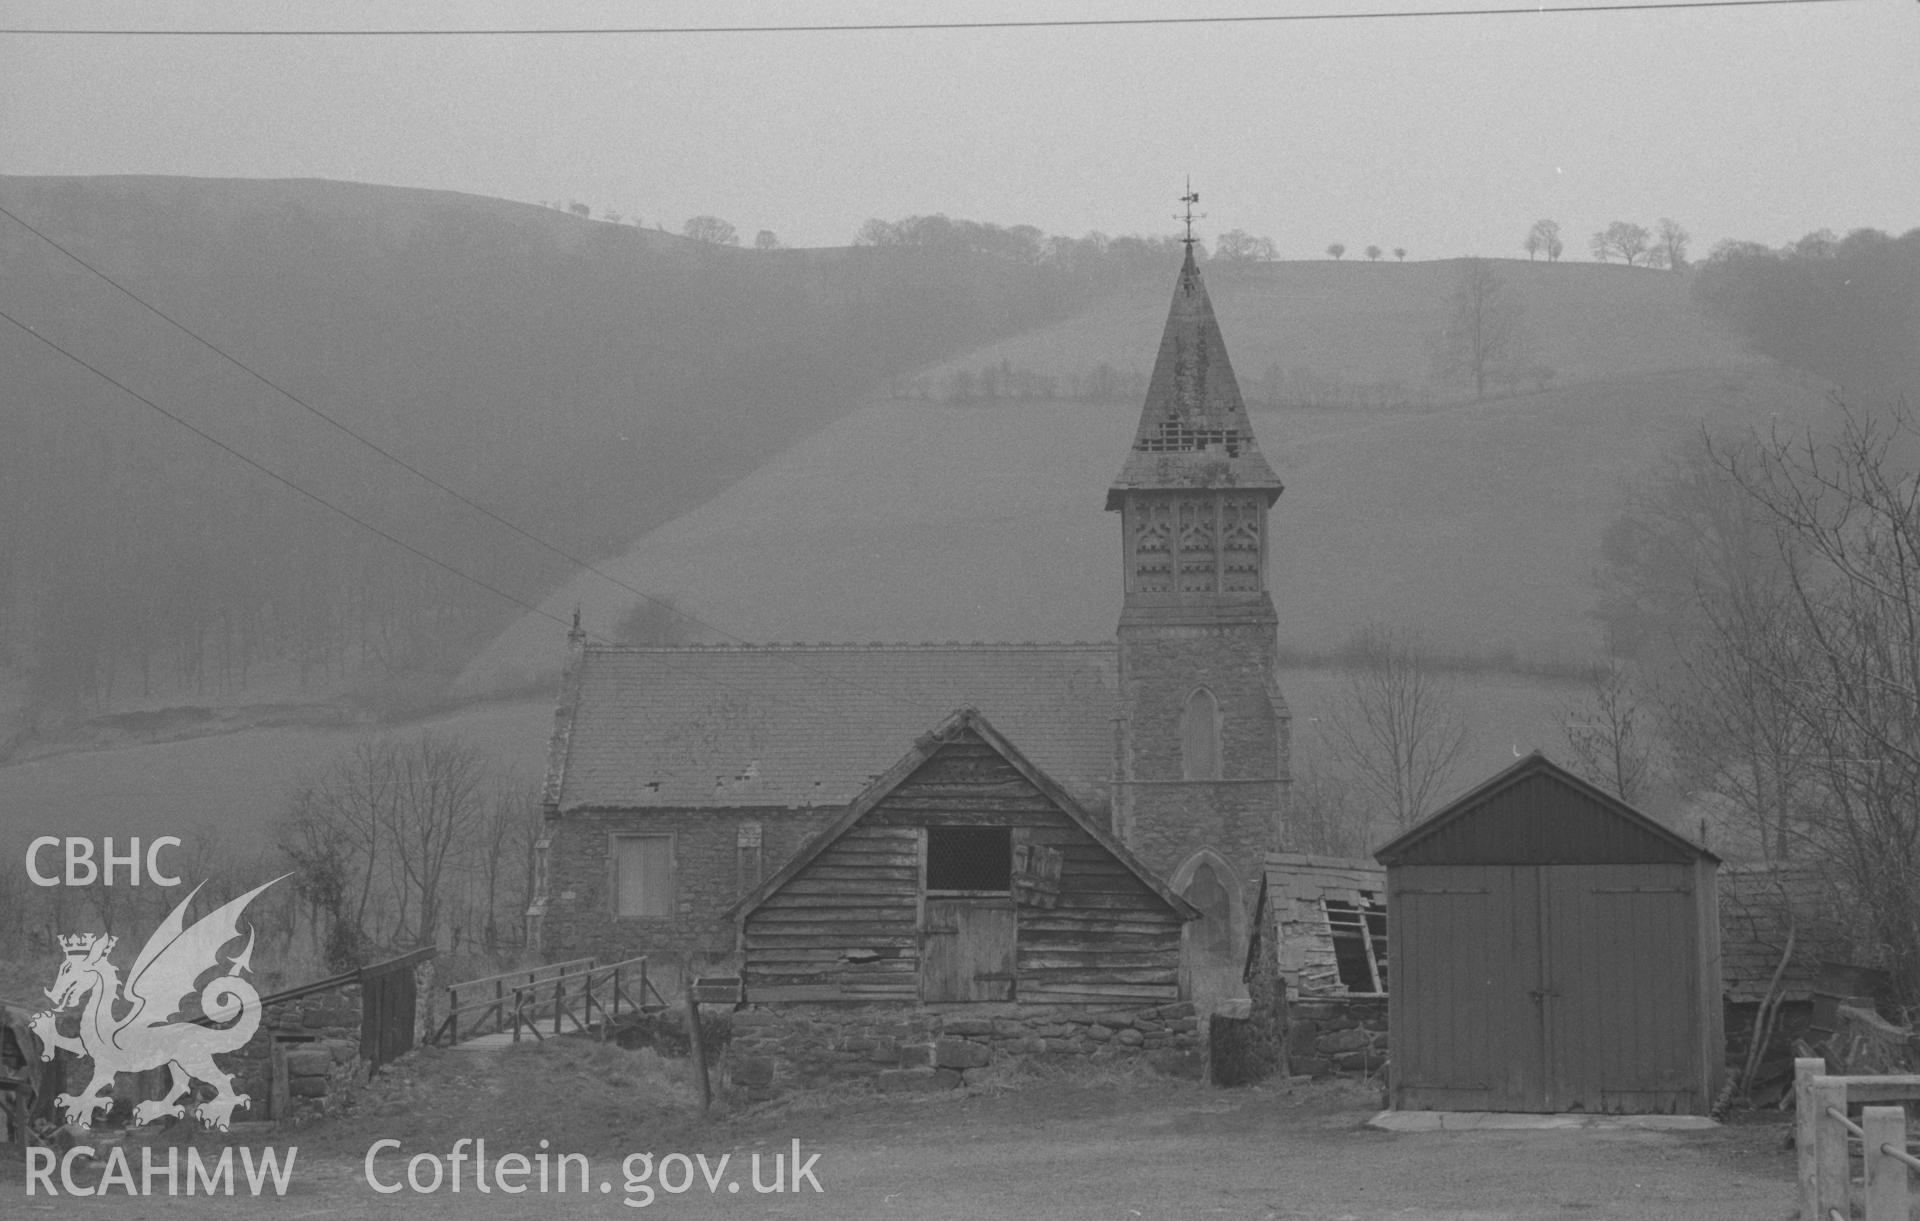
[0,174,1117,737]
[459,254,1827,693]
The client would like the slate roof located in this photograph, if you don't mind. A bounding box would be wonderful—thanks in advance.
[544,642,1117,813]
[1106,247,1284,511]
[1718,862,1857,1003]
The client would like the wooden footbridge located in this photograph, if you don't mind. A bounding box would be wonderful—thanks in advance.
[432,957,667,1050]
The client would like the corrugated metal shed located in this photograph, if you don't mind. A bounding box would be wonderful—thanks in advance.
[1375,753,1725,1115]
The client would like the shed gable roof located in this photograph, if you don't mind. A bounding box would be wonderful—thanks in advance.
[726,708,1199,923]
[1374,752,1718,867]
[545,641,1116,813]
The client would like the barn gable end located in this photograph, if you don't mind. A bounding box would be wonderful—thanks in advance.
[730,708,1197,1006]
[1375,752,1716,868]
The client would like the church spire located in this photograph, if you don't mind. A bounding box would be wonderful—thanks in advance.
[1105,209,1283,513]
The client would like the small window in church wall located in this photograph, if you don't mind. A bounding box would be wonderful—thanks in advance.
[1182,687,1223,780]
[613,835,675,919]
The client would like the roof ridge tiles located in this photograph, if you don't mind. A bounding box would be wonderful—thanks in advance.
[585,639,1116,654]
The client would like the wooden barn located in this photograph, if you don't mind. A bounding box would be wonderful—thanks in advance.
[726,708,1200,1006]
[1375,752,1724,1115]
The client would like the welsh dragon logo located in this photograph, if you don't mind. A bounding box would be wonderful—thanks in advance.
[28,876,285,1131]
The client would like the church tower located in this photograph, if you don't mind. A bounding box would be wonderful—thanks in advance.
[1107,223,1289,992]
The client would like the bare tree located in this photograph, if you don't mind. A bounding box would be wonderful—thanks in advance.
[1215,229,1277,262]
[614,594,699,645]
[382,733,489,947]
[1595,435,1814,861]
[1652,218,1690,270]
[278,732,499,959]
[682,215,740,246]
[1526,218,1562,262]
[1559,656,1657,803]
[473,780,541,954]
[1702,402,1920,1006]
[1590,221,1653,266]
[1285,744,1372,857]
[1434,257,1523,400]
[1321,625,1472,834]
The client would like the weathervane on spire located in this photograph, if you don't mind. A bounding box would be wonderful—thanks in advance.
[1177,179,1204,248]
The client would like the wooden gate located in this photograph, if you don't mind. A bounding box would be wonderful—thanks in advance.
[360,948,433,1072]
[1391,863,1703,1113]
[922,899,1016,1002]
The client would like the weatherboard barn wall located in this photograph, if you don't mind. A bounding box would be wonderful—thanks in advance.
[1377,753,1723,1115]
[733,713,1196,1007]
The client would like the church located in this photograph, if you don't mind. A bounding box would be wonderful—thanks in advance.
[528,236,1291,1008]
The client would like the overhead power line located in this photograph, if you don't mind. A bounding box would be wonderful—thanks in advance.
[0,304,591,643]
[0,201,931,713]
[0,0,1863,37]
[0,303,917,724]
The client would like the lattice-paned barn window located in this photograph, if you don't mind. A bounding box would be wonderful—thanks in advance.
[612,835,675,918]
[1221,497,1263,591]
[1132,500,1174,592]
[926,826,1011,892]
[1324,895,1389,993]
[1177,498,1217,592]
[1187,863,1232,955]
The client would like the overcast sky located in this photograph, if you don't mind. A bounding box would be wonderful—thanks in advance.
[3,0,1916,258]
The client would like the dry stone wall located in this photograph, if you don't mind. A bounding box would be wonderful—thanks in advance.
[1287,996,1388,1077]
[725,1002,1203,1101]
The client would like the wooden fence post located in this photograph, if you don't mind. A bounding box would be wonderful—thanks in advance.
[1863,1105,1908,1221]
[1810,1077,1850,1221]
[1796,1057,1825,1220]
[684,955,711,1119]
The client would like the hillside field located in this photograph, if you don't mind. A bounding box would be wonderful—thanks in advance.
[458,359,1829,694]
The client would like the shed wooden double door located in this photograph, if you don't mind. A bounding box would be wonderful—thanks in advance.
[1390,863,1708,1113]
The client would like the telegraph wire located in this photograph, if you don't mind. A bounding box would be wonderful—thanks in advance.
[0,201,931,714]
[0,307,890,725]
[0,0,1863,36]
[0,305,596,644]
[0,304,950,723]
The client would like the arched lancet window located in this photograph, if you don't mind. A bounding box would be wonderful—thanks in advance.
[1186,863,1231,956]
[1182,687,1222,780]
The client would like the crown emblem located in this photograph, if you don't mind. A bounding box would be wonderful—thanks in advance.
[58,932,112,957]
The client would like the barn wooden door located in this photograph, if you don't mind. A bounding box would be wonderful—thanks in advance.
[1541,864,1700,1113]
[921,899,1016,1002]
[1391,864,1548,1112]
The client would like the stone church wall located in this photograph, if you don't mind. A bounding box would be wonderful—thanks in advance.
[539,807,834,964]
